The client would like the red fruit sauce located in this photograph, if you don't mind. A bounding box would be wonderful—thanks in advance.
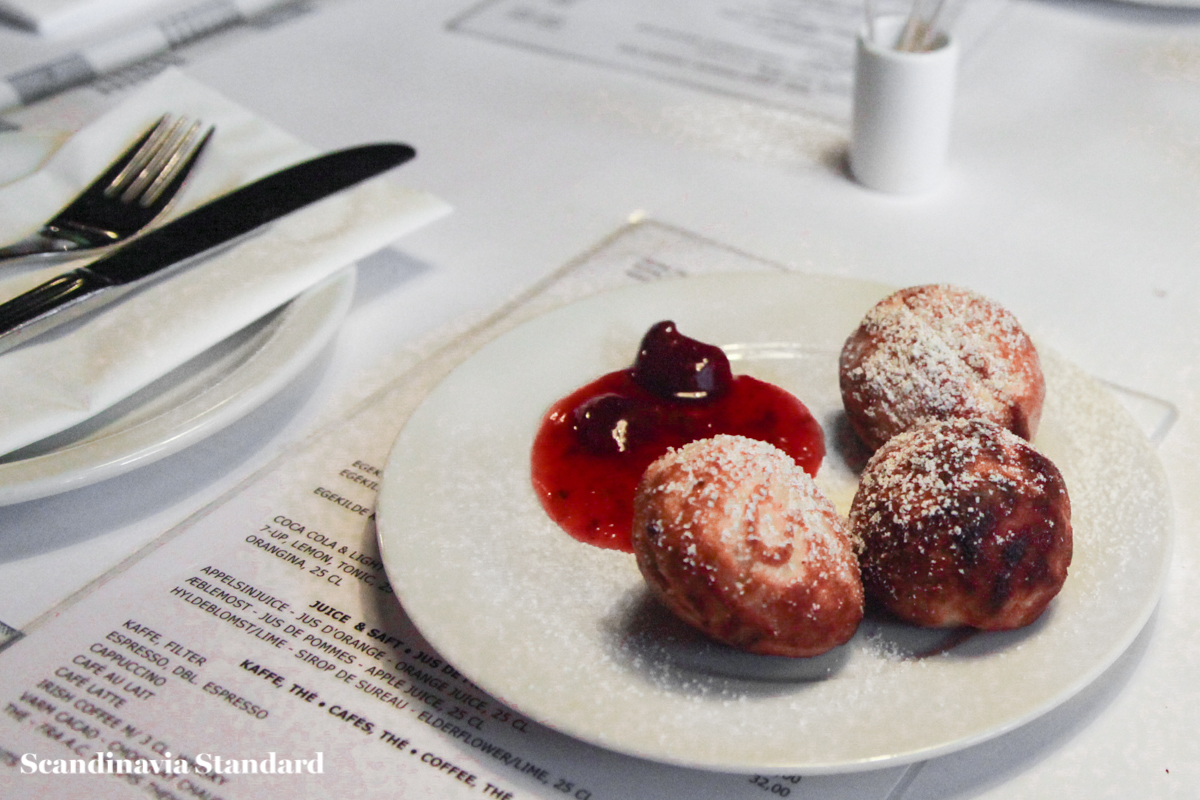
[530,321,824,552]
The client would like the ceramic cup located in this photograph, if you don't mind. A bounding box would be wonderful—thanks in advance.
[849,14,958,194]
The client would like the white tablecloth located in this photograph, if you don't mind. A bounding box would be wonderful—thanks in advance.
[0,1,1197,797]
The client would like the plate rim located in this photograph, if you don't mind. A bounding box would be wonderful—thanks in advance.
[0,267,356,505]
[376,272,1173,774]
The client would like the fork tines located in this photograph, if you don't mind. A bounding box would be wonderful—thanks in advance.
[105,114,215,208]
[0,112,215,263]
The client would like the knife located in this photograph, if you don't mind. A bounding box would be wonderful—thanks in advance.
[0,141,415,356]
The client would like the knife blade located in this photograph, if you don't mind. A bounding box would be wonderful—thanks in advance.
[0,141,415,356]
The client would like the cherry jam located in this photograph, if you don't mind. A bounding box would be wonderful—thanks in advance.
[531,321,824,552]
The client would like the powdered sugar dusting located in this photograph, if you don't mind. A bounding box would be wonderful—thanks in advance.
[850,416,1072,630]
[644,435,850,572]
[632,434,863,657]
[853,418,1053,536]
[840,285,1045,449]
[378,274,1171,773]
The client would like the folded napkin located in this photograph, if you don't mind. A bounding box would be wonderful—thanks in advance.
[0,0,174,35]
[0,0,285,37]
[0,68,449,457]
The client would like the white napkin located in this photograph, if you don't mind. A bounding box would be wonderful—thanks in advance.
[0,68,450,457]
[1,0,175,35]
[0,0,280,37]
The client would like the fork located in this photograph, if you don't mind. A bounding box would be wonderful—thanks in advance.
[0,114,214,264]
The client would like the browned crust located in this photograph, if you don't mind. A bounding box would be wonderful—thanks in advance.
[849,418,1072,630]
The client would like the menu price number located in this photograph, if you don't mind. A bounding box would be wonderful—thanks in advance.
[443,703,484,731]
[258,517,393,594]
[415,705,527,736]
[553,777,594,799]
[307,561,392,594]
[748,775,801,796]
[489,708,528,734]
[306,564,343,587]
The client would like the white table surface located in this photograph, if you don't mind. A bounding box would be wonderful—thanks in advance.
[1,0,1198,797]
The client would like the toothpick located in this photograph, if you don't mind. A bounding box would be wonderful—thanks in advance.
[917,0,950,51]
[898,0,926,52]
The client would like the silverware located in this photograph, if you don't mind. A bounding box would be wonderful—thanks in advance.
[0,142,416,356]
[0,114,214,263]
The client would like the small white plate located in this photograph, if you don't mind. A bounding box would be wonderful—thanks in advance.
[0,267,355,505]
[376,273,1172,774]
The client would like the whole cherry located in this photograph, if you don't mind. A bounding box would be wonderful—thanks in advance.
[630,321,732,401]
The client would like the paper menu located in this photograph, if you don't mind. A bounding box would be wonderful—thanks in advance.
[449,0,923,122]
[0,221,909,799]
[449,0,1014,125]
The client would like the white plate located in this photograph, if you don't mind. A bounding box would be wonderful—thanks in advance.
[1115,1,1200,7]
[376,273,1172,774]
[0,267,355,505]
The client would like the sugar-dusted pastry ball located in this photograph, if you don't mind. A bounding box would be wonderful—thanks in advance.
[632,435,863,657]
[850,418,1072,630]
[840,284,1045,451]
